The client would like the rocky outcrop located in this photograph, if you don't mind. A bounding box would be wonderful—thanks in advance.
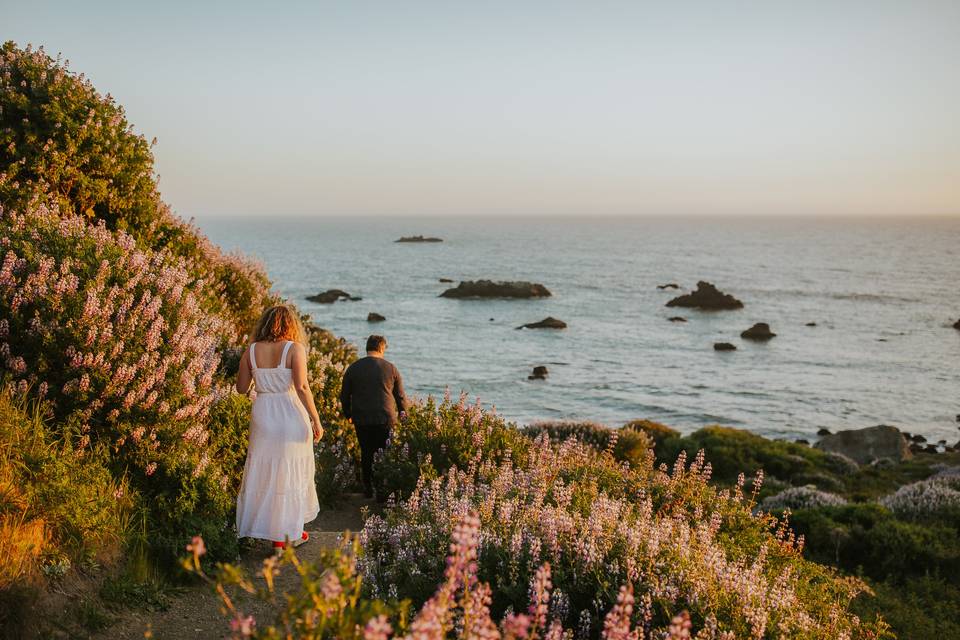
[741,323,776,340]
[528,365,549,380]
[657,283,680,290]
[814,425,912,465]
[440,280,552,299]
[666,281,743,310]
[396,235,442,243]
[307,289,362,304]
[516,317,567,330]
[367,312,386,322]
[714,342,737,351]
[668,316,687,323]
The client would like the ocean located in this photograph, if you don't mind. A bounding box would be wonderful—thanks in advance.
[198,215,960,444]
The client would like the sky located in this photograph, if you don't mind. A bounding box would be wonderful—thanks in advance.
[5,1,960,218]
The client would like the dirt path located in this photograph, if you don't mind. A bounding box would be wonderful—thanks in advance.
[101,493,373,640]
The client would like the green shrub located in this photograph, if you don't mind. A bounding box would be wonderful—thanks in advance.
[523,420,653,468]
[622,418,679,447]
[376,393,531,499]
[0,386,130,637]
[854,575,960,640]
[790,503,960,581]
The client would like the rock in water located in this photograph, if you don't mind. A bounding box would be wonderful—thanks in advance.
[817,427,832,436]
[439,278,454,283]
[666,281,743,310]
[954,318,960,330]
[440,280,552,299]
[395,235,442,243]
[516,317,567,330]
[657,283,680,290]
[668,316,687,323]
[806,322,818,327]
[814,425,912,465]
[307,289,362,304]
[741,323,776,340]
[713,342,737,351]
[367,312,386,322]
[528,365,549,380]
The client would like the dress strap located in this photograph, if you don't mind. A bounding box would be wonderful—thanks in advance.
[249,343,258,369]
[279,340,294,369]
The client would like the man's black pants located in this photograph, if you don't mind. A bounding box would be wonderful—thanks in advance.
[354,423,390,490]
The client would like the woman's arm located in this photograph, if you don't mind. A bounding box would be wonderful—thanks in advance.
[236,347,253,394]
[291,342,323,443]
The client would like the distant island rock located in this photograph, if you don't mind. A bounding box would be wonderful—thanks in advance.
[528,365,549,380]
[714,342,737,351]
[440,280,552,299]
[307,289,362,304]
[516,317,567,330]
[367,312,386,322]
[741,323,776,340]
[668,316,687,323]
[396,235,442,243]
[806,322,818,327]
[666,281,743,310]
[657,283,680,290]
[439,278,454,283]
[815,425,911,465]
[954,318,960,330]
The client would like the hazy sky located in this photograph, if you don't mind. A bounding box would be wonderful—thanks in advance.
[6,1,960,217]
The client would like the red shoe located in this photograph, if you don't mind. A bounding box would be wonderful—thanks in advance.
[292,531,309,548]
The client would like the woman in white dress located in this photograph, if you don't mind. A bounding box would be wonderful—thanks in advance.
[235,305,323,551]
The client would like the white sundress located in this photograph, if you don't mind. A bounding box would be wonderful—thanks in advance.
[236,340,320,542]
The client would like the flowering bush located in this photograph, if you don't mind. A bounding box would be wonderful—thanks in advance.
[184,514,712,640]
[0,42,273,339]
[760,487,848,512]
[306,323,362,503]
[879,477,960,519]
[363,430,876,639]
[375,393,531,500]
[523,420,653,468]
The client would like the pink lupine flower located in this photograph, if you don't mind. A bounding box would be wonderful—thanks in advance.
[229,614,255,637]
[363,614,393,640]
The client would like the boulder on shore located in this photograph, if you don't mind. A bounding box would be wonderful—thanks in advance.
[657,283,680,290]
[367,312,386,322]
[516,317,567,330]
[396,235,442,243]
[741,323,776,340]
[714,342,737,351]
[440,280,552,299]
[666,281,744,310]
[307,289,362,304]
[814,424,912,465]
[528,365,549,380]
[668,316,687,323]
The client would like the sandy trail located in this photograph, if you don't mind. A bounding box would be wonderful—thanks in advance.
[101,493,372,640]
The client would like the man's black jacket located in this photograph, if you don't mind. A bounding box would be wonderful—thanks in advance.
[339,356,407,427]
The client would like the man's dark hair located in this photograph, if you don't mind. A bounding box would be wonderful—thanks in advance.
[366,335,387,353]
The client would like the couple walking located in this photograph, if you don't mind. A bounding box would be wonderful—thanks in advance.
[234,305,407,550]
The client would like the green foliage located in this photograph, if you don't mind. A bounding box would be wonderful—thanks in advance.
[790,503,960,582]
[622,418,679,447]
[0,387,129,589]
[854,575,960,640]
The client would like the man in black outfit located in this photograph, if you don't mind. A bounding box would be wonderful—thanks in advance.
[339,335,407,499]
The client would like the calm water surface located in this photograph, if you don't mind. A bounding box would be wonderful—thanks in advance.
[198,215,960,443]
